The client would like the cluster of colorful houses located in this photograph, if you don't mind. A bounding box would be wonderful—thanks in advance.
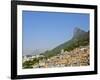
[23,46,89,68]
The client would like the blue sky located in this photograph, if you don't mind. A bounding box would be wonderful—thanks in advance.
[22,11,89,55]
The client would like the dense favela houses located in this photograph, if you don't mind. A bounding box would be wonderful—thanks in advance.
[45,45,89,67]
[23,45,89,68]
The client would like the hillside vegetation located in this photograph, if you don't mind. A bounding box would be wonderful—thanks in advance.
[42,27,89,58]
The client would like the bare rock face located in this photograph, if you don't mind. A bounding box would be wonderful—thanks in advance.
[73,27,89,39]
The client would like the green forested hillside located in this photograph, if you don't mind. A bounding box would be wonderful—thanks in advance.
[42,28,89,58]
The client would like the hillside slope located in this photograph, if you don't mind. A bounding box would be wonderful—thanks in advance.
[42,27,89,58]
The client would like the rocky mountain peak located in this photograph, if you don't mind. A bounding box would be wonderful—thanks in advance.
[73,27,86,38]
